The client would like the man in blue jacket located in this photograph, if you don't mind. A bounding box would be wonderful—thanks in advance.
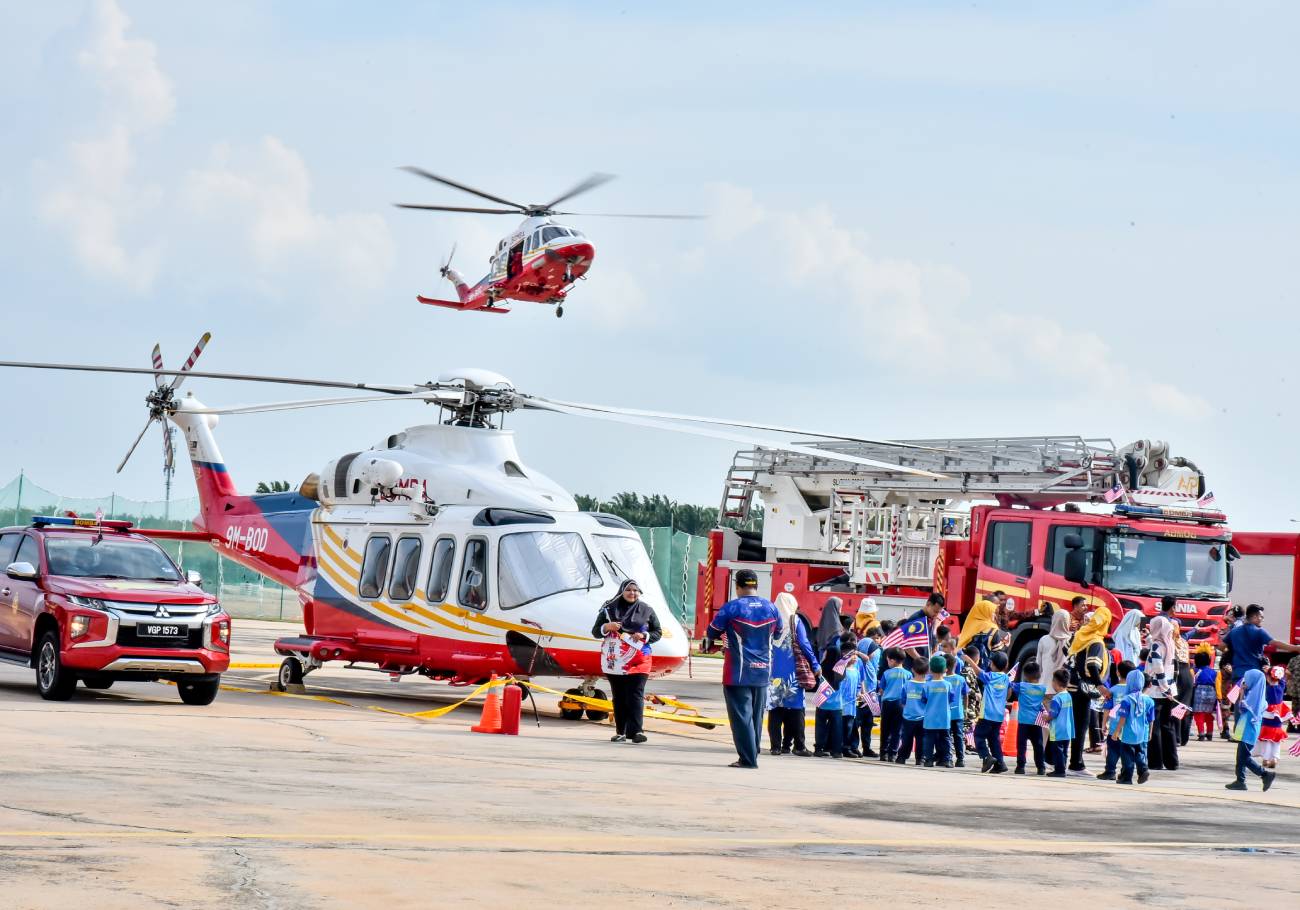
[705,569,783,768]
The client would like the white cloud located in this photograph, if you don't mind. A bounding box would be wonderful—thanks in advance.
[37,0,170,291]
[707,183,1210,418]
[183,137,394,293]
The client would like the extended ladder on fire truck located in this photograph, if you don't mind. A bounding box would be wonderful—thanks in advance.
[724,436,1190,588]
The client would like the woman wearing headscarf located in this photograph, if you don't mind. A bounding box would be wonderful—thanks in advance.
[1066,606,1111,772]
[853,598,881,638]
[957,598,1001,669]
[816,596,846,653]
[1035,608,1072,684]
[1112,608,1143,666]
[592,579,661,744]
[1226,668,1276,792]
[766,592,821,756]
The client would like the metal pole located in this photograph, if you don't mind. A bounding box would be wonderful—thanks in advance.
[13,469,23,525]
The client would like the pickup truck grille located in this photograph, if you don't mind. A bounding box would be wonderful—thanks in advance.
[115,627,204,649]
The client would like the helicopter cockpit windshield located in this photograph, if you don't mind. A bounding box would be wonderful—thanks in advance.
[592,534,656,590]
[498,531,601,609]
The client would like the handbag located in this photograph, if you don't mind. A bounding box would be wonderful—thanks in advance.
[793,645,818,692]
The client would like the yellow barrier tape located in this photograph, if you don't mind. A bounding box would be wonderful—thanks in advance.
[517,680,728,729]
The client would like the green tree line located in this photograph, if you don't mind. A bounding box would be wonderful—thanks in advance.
[574,491,761,536]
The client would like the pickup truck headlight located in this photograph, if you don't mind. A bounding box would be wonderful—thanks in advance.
[69,614,92,638]
[206,602,224,616]
[68,595,106,610]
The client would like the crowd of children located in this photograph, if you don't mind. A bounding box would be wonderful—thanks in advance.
[770,596,1296,794]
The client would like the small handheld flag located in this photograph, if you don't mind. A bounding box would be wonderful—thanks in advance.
[1103,482,1125,504]
[813,681,834,708]
[880,617,930,651]
[1289,738,1300,759]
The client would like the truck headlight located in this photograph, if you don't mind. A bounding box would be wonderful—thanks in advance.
[68,595,106,610]
[206,602,223,616]
[69,615,91,638]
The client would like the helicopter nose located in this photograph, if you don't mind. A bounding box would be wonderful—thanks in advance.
[557,240,595,265]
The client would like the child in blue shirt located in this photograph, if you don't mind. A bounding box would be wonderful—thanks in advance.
[814,637,848,758]
[895,662,929,765]
[1045,669,1075,777]
[878,648,909,762]
[1097,660,1136,781]
[1010,660,1048,775]
[922,655,954,767]
[837,636,865,758]
[943,653,970,769]
[1114,668,1154,785]
[962,649,1011,774]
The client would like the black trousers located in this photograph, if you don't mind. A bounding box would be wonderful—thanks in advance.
[896,718,923,762]
[1048,739,1070,774]
[973,718,1004,765]
[855,704,875,753]
[1017,723,1045,772]
[1175,661,1195,745]
[1069,692,1093,769]
[879,700,904,754]
[767,705,806,751]
[815,707,844,756]
[1146,698,1180,770]
[607,673,646,737]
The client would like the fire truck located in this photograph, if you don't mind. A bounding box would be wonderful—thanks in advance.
[1222,532,1300,652]
[695,437,1234,667]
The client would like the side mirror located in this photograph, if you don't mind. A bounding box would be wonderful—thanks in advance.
[186,569,203,588]
[1063,549,1089,587]
[1063,533,1084,550]
[5,561,38,581]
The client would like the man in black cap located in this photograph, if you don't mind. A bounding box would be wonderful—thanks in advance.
[704,568,783,768]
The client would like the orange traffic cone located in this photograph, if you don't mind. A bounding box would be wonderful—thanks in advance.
[471,675,504,734]
[1001,712,1018,758]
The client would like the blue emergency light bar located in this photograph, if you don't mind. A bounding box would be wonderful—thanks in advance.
[1113,503,1226,525]
[30,515,134,531]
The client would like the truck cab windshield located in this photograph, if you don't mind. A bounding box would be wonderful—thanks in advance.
[45,537,182,582]
[1100,533,1228,599]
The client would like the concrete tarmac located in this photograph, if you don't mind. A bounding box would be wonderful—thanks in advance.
[1,620,1297,908]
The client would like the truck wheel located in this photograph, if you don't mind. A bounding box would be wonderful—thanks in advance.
[35,630,77,701]
[178,676,221,706]
[275,657,304,692]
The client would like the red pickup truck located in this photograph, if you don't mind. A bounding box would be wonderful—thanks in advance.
[0,516,231,703]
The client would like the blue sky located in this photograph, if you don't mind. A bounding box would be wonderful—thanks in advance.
[0,1,1295,527]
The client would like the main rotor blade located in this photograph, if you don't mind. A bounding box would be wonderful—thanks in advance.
[151,344,164,390]
[398,166,526,210]
[117,417,156,474]
[182,391,454,416]
[395,204,520,215]
[523,399,945,478]
[554,211,705,220]
[168,331,211,392]
[529,396,932,450]
[542,173,615,211]
[0,360,418,395]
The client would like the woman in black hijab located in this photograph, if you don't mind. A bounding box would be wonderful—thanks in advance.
[592,579,662,743]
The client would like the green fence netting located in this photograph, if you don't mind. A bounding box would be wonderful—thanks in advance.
[0,474,704,628]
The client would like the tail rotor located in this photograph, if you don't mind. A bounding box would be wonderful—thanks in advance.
[440,243,457,279]
[116,332,211,474]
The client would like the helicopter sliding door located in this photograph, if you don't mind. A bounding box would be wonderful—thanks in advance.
[506,241,524,280]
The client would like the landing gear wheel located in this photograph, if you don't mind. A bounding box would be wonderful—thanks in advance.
[555,305,564,318]
[584,687,609,722]
[559,687,586,720]
[36,630,77,701]
[275,657,305,691]
[178,676,221,706]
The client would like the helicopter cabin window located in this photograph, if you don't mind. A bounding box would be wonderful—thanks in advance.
[498,531,599,610]
[458,537,489,610]
[425,537,456,603]
[593,534,657,590]
[388,536,422,602]
[358,535,392,600]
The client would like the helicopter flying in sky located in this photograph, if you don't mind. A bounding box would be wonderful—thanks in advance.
[395,167,699,318]
[0,336,938,712]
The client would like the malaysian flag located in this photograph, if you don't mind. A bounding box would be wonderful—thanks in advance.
[1103,482,1125,503]
[1198,491,1217,507]
[881,616,930,650]
[1289,737,1300,759]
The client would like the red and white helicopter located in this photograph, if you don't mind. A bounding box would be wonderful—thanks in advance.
[396,167,697,318]
[0,337,936,712]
